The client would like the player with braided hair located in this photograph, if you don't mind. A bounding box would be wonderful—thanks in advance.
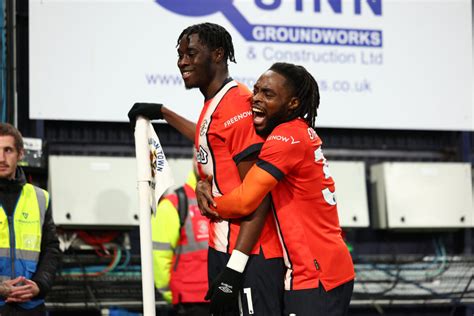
[176,22,236,64]
[128,23,284,315]
[198,62,355,316]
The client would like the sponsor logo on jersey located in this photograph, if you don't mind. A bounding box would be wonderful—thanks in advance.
[267,135,300,144]
[224,110,252,128]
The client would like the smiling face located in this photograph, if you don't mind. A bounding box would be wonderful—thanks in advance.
[0,135,22,179]
[252,70,300,137]
[177,33,216,91]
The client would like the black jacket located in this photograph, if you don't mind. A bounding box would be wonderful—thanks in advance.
[0,167,60,299]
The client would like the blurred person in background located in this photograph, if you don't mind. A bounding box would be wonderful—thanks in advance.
[0,123,60,316]
[152,156,210,316]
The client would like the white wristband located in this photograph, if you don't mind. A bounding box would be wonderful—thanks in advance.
[226,249,249,273]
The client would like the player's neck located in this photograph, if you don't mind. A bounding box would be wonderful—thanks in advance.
[201,71,230,100]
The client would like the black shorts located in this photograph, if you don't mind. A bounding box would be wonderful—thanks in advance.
[208,247,284,316]
[283,280,354,316]
[175,302,210,316]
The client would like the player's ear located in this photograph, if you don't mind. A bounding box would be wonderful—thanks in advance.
[288,97,300,112]
[213,47,225,63]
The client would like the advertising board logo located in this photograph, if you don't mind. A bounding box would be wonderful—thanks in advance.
[155,0,383,47]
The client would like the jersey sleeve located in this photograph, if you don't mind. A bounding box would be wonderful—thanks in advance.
[220,85,264,164]
[256,126,304,180]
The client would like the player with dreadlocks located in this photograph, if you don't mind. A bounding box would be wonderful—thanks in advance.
[128,23,285,315]
[198,62,355,316]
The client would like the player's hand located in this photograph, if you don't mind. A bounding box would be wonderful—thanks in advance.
[205,267,244,314]
[5,278,39,303]
[128,102,164,128]
[196,175,221,221]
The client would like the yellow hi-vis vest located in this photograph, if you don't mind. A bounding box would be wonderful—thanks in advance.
[0,183,49,309]
[152,171,209,304]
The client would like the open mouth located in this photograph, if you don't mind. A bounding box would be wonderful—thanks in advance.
[181,71,192,80]
[252,106,266,126]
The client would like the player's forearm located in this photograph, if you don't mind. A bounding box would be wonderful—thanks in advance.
[229,160,275,255]
[161,106,196,141]
[232,194,271,255]
[214,165,276,218]
[214,184,265,218]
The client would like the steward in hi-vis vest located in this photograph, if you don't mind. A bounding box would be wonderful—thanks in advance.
[152,171,209,316]
[0,123,60,316]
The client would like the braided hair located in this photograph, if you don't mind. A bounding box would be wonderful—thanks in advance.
[269,62,320,128]
[177,22,236,64]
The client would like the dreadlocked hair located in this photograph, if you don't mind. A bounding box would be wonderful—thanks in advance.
[177,22,236,64]
[269,62,320,128]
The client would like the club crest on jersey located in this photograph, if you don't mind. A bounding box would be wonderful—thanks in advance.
[199,119,209,136]
[197,145,208,164]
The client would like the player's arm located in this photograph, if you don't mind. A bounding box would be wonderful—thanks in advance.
[161,106,196,141]
[205,156,273,312]
[230,158,275,256]
[196,156,272,252]
[213,165,277,219]
[196,163,276,219]
[128,103,196,141]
